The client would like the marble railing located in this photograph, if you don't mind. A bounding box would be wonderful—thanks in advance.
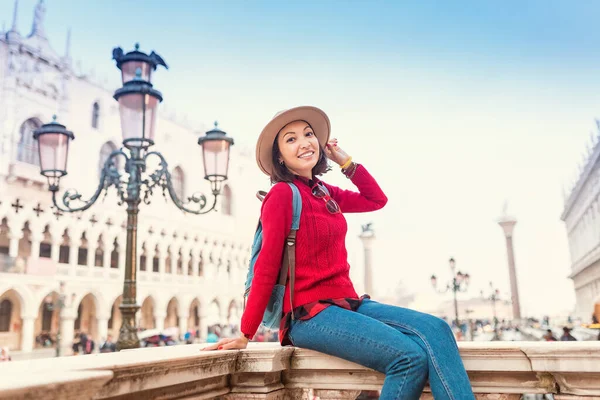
[1,342,599,400]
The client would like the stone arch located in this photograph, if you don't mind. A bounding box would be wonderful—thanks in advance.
[206,298,221,327]
[110,237,120,269]
[0,289,24,350]
[74,293,99,340]
[164,297,180,329]
[0,217,8,254]
[165,246,173,274]
[172,166,185,200]
[222,184,233,216]
[227,299,239,325]
[98,141,118,178]
[95,234,105,267]
[176,247,183,275]
[91,101,101,129]
[34,290,60,349]
[17,118,42,165]
[140,242,148,271]
[39,225,52,258]
[187,249,194,276]
[140,296,156,330]
[108,295,122,337]
[152,244,160,272]
[77,231,89,266]
[188,298,201,333]
[17,221,32,271]
[58,228,71,264]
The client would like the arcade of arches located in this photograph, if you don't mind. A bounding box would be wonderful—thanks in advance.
[0,289,241,351]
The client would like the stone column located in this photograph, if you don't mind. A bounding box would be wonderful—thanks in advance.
[359,224,375,297]
[154,312,166,332]
[97,316,109,344]
[498,215,521,321]
[87,241,97,268]
[69,237,81,270]
[169,251,176,275]
[179,311,189,339]
[8,232,22,257]
[181,249,190,276]
[50,239,61,263]
[103,241,112,272]
[198,313,208,341]
[60,312,76,356]
[20,315,36,353]
[30,232,43,259]
[190,251,198,277]
[158,244,167,278]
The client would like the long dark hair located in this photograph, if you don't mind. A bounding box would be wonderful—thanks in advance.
[270,134,331,184]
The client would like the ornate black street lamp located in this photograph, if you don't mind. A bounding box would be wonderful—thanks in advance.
[430,257,470,329]
[34,44,234,351]
[481,281,501,341]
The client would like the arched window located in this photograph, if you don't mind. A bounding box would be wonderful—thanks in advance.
[74,302,82,330]
[99,141,117,177]
[172,167,185,199]
[91,102,100,129]
[222,184,232,216]
[111,239,119,269]
[17,118,41,165]
[0,299,13,332]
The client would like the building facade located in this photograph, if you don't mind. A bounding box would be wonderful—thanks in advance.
[562,128,600,324]
[0,1,262,353]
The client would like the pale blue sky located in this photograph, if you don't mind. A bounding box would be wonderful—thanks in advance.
[4,0,600,317]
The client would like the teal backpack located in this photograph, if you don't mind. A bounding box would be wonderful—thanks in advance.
[243,183,302,330]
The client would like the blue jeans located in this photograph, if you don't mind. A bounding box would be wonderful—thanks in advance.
[288,298,475,400]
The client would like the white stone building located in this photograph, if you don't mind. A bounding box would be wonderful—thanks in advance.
[562,126,600,324]
[0,1,261,353]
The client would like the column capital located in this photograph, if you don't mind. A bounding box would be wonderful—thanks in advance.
[8,231,23,241]
[498,219,517,237]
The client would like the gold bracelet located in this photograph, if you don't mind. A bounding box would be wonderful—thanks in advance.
[340,157,353,170]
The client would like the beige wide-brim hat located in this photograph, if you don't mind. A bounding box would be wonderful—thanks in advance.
[256,106,331,176]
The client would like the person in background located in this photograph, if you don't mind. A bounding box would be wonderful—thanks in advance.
[560,327,577,342]
[100,334,117,353]
[543,329,557,342]
[206,327,219,344]
[72,332,81,355]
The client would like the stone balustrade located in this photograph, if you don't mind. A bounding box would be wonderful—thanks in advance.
[0,342,599,400]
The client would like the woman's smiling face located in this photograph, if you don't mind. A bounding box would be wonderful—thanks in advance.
[276,120,320,179]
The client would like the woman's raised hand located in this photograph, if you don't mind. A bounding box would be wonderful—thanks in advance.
[325,138,351,167]
[201,335,249,351]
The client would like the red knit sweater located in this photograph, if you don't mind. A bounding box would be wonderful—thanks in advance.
[241,165,387,338]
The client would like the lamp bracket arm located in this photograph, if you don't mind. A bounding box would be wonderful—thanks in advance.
[51,150,129,213]
[143,151,218,214]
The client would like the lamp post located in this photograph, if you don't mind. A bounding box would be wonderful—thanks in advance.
[481,282,501,341]
[430,257,470,329]
[359,223,375,297]
[44,281,67,357]
[34,44,234,351]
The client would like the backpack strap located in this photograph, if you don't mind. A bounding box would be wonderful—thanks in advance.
[278,183,302,317]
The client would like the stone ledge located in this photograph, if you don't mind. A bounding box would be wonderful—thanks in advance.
[0,342,598,399]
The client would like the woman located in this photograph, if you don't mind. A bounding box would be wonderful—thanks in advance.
[204,106,475,399]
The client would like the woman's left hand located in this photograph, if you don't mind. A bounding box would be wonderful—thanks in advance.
[325,138,351,167]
